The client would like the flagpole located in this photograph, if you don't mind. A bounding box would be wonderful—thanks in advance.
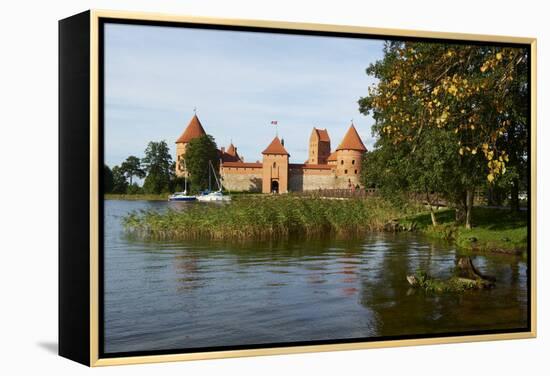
[270,120,279,137]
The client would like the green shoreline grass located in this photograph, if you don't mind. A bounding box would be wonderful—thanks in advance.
[399,207,528,255]
[122,196,419,241]
[120,195,527,254]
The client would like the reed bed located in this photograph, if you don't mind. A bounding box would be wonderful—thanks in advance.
[123,195,418,241]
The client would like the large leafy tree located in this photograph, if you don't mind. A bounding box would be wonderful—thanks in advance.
[359,41,528,228]
[362,128,460,226]
[120,156,145,186]
[141,141,173,194]
[103,164,114,193]
[184,135,219,192]
[111,165,129,194]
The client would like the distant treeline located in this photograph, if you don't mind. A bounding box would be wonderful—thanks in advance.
[104,140,184,195]
[104,134,220,195]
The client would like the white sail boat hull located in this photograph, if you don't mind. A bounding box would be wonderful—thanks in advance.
[196,191,231,202]
[196,161,232,202]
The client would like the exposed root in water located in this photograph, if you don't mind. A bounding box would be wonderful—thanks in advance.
[407,256,496,293]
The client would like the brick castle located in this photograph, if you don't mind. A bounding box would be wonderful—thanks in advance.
[175,114,367,193]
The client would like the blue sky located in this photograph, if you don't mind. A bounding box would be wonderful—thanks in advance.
[104,23,384,167]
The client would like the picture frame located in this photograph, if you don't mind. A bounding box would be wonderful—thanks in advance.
[59,9,537,367]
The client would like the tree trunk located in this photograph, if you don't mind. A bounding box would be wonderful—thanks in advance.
[465,189,474,229]
[455,191,467,223]
[456,256,496,282]
[487,186,496,206]
[430,209,438,226]
[510,177,520,212]
[426,192,438,226]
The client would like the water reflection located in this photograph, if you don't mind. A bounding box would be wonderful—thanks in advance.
[104,200,528,354]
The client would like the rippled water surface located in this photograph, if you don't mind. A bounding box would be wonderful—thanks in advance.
[104,200,528,354]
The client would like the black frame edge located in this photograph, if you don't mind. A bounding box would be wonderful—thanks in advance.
[58,10,91,367]
[97,17,532,360]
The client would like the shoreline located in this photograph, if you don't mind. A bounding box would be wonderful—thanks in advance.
[398,208,527,256]
[116,195,527,256]
[105,193,168,201]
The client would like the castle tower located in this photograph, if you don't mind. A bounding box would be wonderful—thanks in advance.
[308,128,331,164]
[261,136,289,193]
[220,142,244,163]
[334,123,367,187]
[226,142,243,161]
[175,114,207,176]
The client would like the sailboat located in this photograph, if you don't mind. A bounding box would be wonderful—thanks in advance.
[196,161,231,202]
[168,159,197,202]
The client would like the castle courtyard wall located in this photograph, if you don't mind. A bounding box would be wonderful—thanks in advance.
[333,175,362,189]
[288,168,336,191]
[221,166,263,192]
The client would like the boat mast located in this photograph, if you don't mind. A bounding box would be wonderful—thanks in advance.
[208,161,211,191]
[183,158,188,193]
[209,160,222,191]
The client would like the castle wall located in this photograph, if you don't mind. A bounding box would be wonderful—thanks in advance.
[221,166,263,192]
[288,167,335,191]
[333,175,362,189]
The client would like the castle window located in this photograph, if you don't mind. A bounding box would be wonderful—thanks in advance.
[341,160,344,165]
[273,162,276,168]
[352,160,355,165]
[344,169,348,174]
[354,169,358,174]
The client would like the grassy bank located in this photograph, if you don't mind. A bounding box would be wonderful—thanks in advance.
[120,195,528,254]
[400,207,528,255]
[105,193,168,201]
[123,195,419,241]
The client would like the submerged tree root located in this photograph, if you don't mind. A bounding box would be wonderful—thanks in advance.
[407,256,496,293]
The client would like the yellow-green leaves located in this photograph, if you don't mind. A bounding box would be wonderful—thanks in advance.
[362,42,524,184]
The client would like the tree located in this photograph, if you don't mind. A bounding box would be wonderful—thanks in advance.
[120,156,145,186]
[184,135,219,192]
[141,141,173,194]
[111,165,128,193]
[362,127,460,226]
[103,164,114,193]
[359,41,528,228]
[127,183,144,195]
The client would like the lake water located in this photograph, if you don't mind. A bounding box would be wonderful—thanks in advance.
[103,200,528,354]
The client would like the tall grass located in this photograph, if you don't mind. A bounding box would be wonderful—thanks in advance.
[123,195,418,241]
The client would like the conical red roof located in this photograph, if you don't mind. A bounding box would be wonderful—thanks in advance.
[176,114,207,143]
[336,124,367,151]
[262,136,289,155]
